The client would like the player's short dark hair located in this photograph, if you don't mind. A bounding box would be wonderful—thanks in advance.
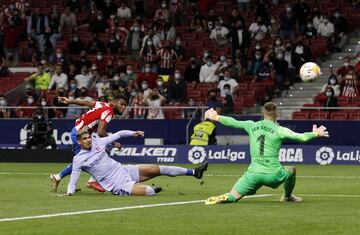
[77,128,90,139]
[112,94,128,103]
[263,102,277,116]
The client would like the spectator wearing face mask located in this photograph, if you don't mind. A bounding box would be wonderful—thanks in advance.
[95,75,110,98]
[139,39,159,73]
[340,69,359,97]
[336,57,354,78]
[140,80,152,97]
[0,94,10,118]
[154,1,171,21]
[312,8,323,30]
[155,77,167,96]
[157,40,178,75]
[137,63,158,89]
[321,75,340,97]
[210,21,229,46]
[117,1,132,20]
[131,89,146,119]
[248,16,268,41]
[48,63,68,90]
[65,91,82,118]
[127,23,145,54]
[75,65,93,89]
[218,70,238,97]
[268,16,281,38]
[167,70,187,104]
[89,11,109,34]
[106,34,121,55]
[291,37,312,71]
[248,50,263,76]
[331,9,348,52]
[121,65,137,83]
[142,29,161,49]
[24,63,51,91]
[273,37,285,54]
[272,49,289,96]
[143,88,166,119]
[60,6,77,31]
[317,14,334,49]
[323,87,337,111]
[222,84,234,115]
[94,52,107,73]
[279,4,296,40]
[303,21,317,38]
[110,74,127,92]
[86,33,107,54]
[173,37,186,60]
[184,57,201,84]
[207,89,223,114]
[68,80,80,98]
[230,20,250,57]
[200,56,218,83]
[19,94,37,118]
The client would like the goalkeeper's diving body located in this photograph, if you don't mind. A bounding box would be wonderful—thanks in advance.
[204,102,329,205]
[65,128,208,196]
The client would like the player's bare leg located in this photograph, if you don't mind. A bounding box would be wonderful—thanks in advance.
[137,162,208,182]
[131,183,162,196]
[280,166,302,202]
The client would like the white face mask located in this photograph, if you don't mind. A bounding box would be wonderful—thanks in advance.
[145,67,151,73]
[175,73,181,79]
[176,40,181,45]
[41,101,46,106]
[255,45,261,50]
[68,96,74,100]
[224,76,230,81]
[0,99,5,106]
[203,52,209,58]
[330,78,336,85]
[207,61,212,66]
[147,40,153,46]
[270,19,276,24]
[133,26,140,32]
[113,76,120,81]
[56,53,62,58]
[110,39,115,43]
[275,40,281,46]
[326,91,332,97]
[126,70,132,74]
[220,56,226,62]
[295,46,304,54]
[157,81,163,87]
[344,62,349,67]
[96,55,103,60]
[142,84,148,90]
[255,55,261,60]
[224,88,230,95]
[27,98,34,104]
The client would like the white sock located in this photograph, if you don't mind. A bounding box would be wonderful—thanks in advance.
[145,186,155,196]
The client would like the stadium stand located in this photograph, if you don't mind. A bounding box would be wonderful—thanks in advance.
[0,0,359,119]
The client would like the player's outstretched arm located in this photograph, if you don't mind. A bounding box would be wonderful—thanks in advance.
[99,130,145,146]
[279,124,329,143]
[66,163,82,196]
[205,108,253,131]
[58,97,95,108]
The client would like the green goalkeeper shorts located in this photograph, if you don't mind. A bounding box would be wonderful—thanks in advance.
[232,167,292,196]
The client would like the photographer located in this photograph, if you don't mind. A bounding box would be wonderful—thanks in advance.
[25,107,57,149]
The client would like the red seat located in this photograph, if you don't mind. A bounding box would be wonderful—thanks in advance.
[243,91,255,107]
[187,91,202,101]
[165,109,183,119]
[249,83,266,101]
[292,111,309,120]
[337,96,350,106]
[311,111,329,120]
[349,112,360,120]
[233,98,244,114]
[330,112,348,120]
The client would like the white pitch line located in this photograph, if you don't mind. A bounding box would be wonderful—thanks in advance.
[298,194,360,198]
[0,172,48,175]
[205,174,360,179]
[0,194,273,222]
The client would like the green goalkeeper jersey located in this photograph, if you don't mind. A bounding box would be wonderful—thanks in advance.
[219,116,317,173]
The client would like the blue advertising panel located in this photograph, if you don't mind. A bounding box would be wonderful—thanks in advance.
[109,145,360,165]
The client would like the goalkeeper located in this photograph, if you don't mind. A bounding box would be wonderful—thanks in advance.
[204,102,329,205]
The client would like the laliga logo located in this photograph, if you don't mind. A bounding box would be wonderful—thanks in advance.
[188,146,207,164]
[316,146,335,165]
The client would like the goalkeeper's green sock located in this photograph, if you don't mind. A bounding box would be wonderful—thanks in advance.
[225,193,237,203]
[284,174,296,198]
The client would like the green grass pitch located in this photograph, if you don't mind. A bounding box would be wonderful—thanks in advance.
[0,163,360,235]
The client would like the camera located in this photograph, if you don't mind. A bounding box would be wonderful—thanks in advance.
[25,108,57,149]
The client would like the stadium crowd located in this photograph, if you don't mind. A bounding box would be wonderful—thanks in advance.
[0,0,359,119]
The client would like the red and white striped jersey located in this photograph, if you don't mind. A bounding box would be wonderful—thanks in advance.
[75,101,114,132]
[157,48,178,69]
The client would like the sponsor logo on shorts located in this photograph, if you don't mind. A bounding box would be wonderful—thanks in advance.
[316,146,335,165]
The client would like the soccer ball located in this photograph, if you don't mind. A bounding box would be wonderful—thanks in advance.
[299,62,321,82]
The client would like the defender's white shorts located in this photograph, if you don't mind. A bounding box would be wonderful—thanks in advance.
[111,165,140,196]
